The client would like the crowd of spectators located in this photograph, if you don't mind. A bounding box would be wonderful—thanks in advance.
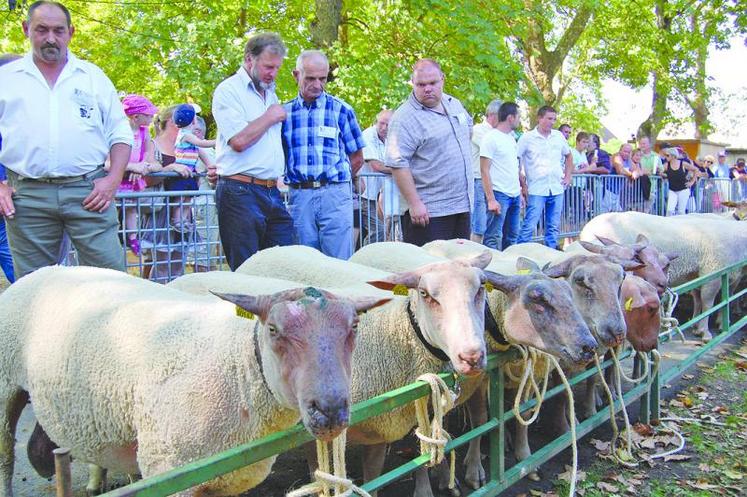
[1,1,746,286]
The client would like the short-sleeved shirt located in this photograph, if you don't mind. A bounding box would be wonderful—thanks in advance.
[570,147,589,188]
[479,128,520,197]
[470,121,493,179]
[639,151,660,176]
[282,92,365,184]
[212,67,284,179]
[359,125,385,200]
[0,51,132,178]
[516,127,571,196]
[386,92,473,217]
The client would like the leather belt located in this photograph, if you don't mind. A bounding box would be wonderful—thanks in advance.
[288,179,329,190]
[223,174,277,188]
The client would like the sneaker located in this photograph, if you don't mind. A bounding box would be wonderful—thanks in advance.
[127,237,141,255]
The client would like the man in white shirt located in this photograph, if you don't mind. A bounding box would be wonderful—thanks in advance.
[0,1,132,278]
[470,99,501,243]
[516,105,573,249]
[480,102,522,250]
[210,32,293,270]
[359,109,393,244]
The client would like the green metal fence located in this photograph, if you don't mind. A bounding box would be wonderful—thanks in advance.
[98,258,747,497]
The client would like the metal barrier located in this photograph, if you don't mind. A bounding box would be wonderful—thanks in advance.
[92,257,746,497]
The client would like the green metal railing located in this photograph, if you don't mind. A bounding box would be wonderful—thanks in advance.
[98,258,747,497]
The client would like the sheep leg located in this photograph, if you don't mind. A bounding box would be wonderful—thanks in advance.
[513,420,540,481]
[462,381,487,489]
[0,388,29,497]
[413,467,436,497]
[302,441,318,478]
[695,281,720,342]
[86,464,107,496]
[435,458,461,496]
[362,443,387,497]
[26,422,57,478]
[580,376,598,419]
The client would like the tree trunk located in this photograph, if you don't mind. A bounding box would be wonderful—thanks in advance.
[310,0,343,48]
[690,15,711,139]
[637,0,671,141]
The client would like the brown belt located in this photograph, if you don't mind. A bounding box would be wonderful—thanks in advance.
[223,174,277,188]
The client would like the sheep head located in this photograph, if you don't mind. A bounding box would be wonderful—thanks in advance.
[367,251,491,376]
[214,287,390,441]
[621,275,661,352]
[483,258,597,366]
[544,254,627,348]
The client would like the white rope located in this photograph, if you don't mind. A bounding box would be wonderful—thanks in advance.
[594,353,638,468]
[612,346,649,384]
[286,430,371,497]
[414,373,457,489]
[660,288,685,343]
[544,354,579,497]
[648,422,686,460]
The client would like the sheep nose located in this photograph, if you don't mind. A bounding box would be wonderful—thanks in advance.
[458,350,485,369]
[581,342,596,363]
[309,398,350,430]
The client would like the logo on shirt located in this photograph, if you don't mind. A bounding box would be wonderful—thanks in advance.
[72,88,94,120]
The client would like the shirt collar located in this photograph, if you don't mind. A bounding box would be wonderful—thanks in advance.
[19,49,84,82]
[294,91,326,109]
[407,91,453,112]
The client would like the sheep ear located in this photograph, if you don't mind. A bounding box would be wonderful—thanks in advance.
[665,252,679,263]
[596,235,618,246]
[351,296,392,315]
[635,234,650,246]
[579,240,605,254]
[516,256,541,273]
[543,258,574,278]
[212,291,271,322]
[483,270,523,294]
[463,250,492,269]
[367,271,420,291]
[618,259,646,272]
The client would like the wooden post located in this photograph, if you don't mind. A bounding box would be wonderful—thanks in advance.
[53,448,73,497]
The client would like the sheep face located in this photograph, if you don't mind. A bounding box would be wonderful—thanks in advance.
[544,255,627,348]
[621,275,661,353]
[586,235,675,295]
[215,288,389,442]
[484,262,597,366]
[369,252,491,376]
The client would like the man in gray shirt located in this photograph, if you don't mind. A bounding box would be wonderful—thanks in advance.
[385,59,472,246]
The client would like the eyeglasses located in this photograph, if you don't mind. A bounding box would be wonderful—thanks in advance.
[705,160,713,164]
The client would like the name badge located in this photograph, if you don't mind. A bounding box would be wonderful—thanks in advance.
[456,113,468,125]
[318,126,337,139]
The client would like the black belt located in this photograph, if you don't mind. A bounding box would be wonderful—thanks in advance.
[288,179,329,190]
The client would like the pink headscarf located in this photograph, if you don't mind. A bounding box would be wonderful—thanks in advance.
[122,94,159,116]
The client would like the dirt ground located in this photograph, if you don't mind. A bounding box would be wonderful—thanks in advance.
[1,278,745,497]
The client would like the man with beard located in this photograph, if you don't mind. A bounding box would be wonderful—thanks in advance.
[210,32,294,270]
[0,1,132,278]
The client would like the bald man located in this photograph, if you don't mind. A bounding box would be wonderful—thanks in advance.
[281,50,365,259]
[385,59,473,246]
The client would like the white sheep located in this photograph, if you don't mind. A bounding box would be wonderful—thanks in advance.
[0,266,388,497]
[580,211,747,341]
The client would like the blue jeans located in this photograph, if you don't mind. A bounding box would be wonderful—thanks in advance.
[216,178,294,271]
[288,181,354,260]
[0,219,15,283]
[471,179,488,236]
[483,191,521,250]
[517,193,564,249]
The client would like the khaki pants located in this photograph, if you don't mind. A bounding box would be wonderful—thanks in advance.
[5,169,124,278]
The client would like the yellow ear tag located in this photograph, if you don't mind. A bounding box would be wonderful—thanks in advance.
[392,284,409,296]
[235,306,255,320]
[493,343,511,352]
[624,297,633,312]
[484,282,495,293]
[517,269,532,275]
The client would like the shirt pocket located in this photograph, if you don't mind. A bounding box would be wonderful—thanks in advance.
[71,88,98,127]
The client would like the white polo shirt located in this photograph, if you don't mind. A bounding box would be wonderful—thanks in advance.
[517,127,571,196]
[359,125,386,200]
[479,128,521,197]
[470,121,493,179]
[0,51,132,178]
[212,67,284,179]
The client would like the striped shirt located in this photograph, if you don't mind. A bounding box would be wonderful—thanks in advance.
[282,92,365,184]
[174,128,199,170]
[385,92,473,217]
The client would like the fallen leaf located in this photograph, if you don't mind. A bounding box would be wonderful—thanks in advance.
[596,481,618,492]
[714,456,726,465]
[735,360,747,371]
[664,454,692,462]
[670,400,684,408]
[590,438,611,452]
[723,469,743,480]
[633,423,654,437]
[682,374,695,380]
[682,397,695,408]
[698,463,714,472]
[688,480,721,490]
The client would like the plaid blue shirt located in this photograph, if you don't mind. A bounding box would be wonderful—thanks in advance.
[282,92,365,184]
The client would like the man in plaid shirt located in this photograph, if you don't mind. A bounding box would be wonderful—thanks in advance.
[281,50,365,259]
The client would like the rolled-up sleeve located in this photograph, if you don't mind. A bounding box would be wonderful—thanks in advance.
[340,105,365,155]
[385,116,416,169]
[98,72,132,148]
[212,84,247,141]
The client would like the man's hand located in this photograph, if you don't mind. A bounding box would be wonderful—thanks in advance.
[83,175,119,213]
[0,182,16,219]
[487,198,501,215]
[265,104,287,124]
[562,175,572,188]
[207,164,218,186]
[409,199,430,226]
